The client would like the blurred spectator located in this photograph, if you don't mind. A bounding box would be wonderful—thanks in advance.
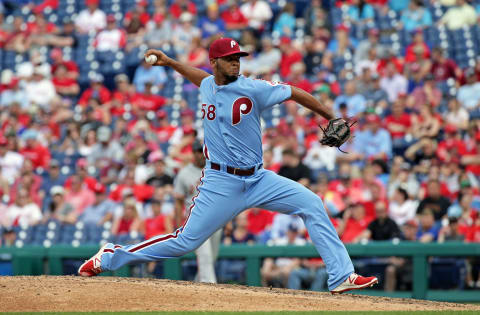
[431,47,462,82]
[273,2,296,38]
[354,114,392,160]
[416,208,441,242]
[169,0,197,20]
[169,125,197,166]
[182,36,209,72]
[45,186,75,224]
[144,199,173,239]
[78,73,112,106]
[131,81,167,112]
[287,258,328,292]
[25,66,56,110]
[384,219,418,291]
[436,124,467,163]
[111,197,143,236]
[380,62,407,103]
[389,187,419,226]
[326,24,356,56]
[4,16,31,53]
[64,174,95,216]
[80,183,115,226]
[124,0,150,28]
[94,15,126,52]
[221,0,248,36]
[48,18,76,48]
[270,213,305,241]
[5,187,42,228]
[417,180,451,221]
[133,60,167,93]
[411,104,441,140]
[361,201,401,241]
[144,13,171,49]
[279,37,302,78]
[253,37,281,75]
[261,223,305,288]
[445,98,469,131]
[87,126,124,170]
[457,68,480,113]
[346,0,375,24]
[278,148,311,187]
[384,100,413,151]
[0,228,16,247]
[173,140,203,228]
[399,0,432,31]
[287,62,313,93]
[75,0,106,34]
[0,135,23,182]
[439,0,477,30]
[0,70,28,108]
[52,64,80,97]
[64,159,100,195]
[240,0,272,34]
[407,74,442,110]
[354,28,385,64]
[198,3,225,40]
[39,159,66,201]
[223,212,256,245]
[19,129,50,169]
[246,208,275,237]
[338,203,372,243]
[109,168,154,203]
[155,111,177,144]
[438,217,465,242]
[334,80,366,117]
[172,12,201,56]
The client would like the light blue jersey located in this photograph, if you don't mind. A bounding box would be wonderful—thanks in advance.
[199,75,291,167]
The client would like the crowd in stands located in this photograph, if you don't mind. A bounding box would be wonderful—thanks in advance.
[1,0,480,291]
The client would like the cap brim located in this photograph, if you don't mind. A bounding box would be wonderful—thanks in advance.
[214,51,249,59]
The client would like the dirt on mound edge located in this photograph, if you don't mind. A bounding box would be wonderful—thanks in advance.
[0,276,478,312]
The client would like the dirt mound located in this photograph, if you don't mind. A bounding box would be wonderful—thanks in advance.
[0,276,478,312]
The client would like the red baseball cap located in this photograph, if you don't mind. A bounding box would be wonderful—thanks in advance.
[93,183,106,194]
[85,0,99,6]
[209,38,249,59]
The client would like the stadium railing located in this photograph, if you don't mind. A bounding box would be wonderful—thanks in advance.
[1,242,479,302]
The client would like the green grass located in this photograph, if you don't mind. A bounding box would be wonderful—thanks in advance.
[3,312,479,315]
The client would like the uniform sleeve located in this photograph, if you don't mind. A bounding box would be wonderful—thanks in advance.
[253,79,291,111]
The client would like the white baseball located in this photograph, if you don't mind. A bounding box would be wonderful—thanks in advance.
[145,54,158,65]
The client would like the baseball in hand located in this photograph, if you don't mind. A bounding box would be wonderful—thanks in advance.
[145,54,157,65]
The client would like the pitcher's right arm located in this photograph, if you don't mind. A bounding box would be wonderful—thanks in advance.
[145,49,210,87]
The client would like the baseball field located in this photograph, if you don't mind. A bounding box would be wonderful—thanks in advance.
[1,276,479,314]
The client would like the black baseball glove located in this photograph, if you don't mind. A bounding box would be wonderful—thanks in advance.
[319,118,355,153]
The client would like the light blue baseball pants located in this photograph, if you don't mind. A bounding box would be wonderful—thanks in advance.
[99,164,354,290]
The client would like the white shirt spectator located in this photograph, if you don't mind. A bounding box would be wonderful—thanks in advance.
[241,0,273,30]
[303,144,337,172]
[256,47,281,74]
[25,76,56,109]
[5,203,42,228]
[75,9,106,33]
[380,74,407,103]
[95,28,127,51]
[389,200,418,226]
[270,213,305,240]
[0,151,24,183]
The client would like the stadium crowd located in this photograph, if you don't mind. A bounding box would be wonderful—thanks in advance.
[0,0,480,291]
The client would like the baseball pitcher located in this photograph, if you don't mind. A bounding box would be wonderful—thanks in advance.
[79,38,378,294]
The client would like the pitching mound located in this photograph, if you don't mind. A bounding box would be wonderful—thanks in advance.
[0,276,479,312]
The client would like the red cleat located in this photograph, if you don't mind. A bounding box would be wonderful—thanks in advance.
[78,244,107,277]
[330,273,378,294]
